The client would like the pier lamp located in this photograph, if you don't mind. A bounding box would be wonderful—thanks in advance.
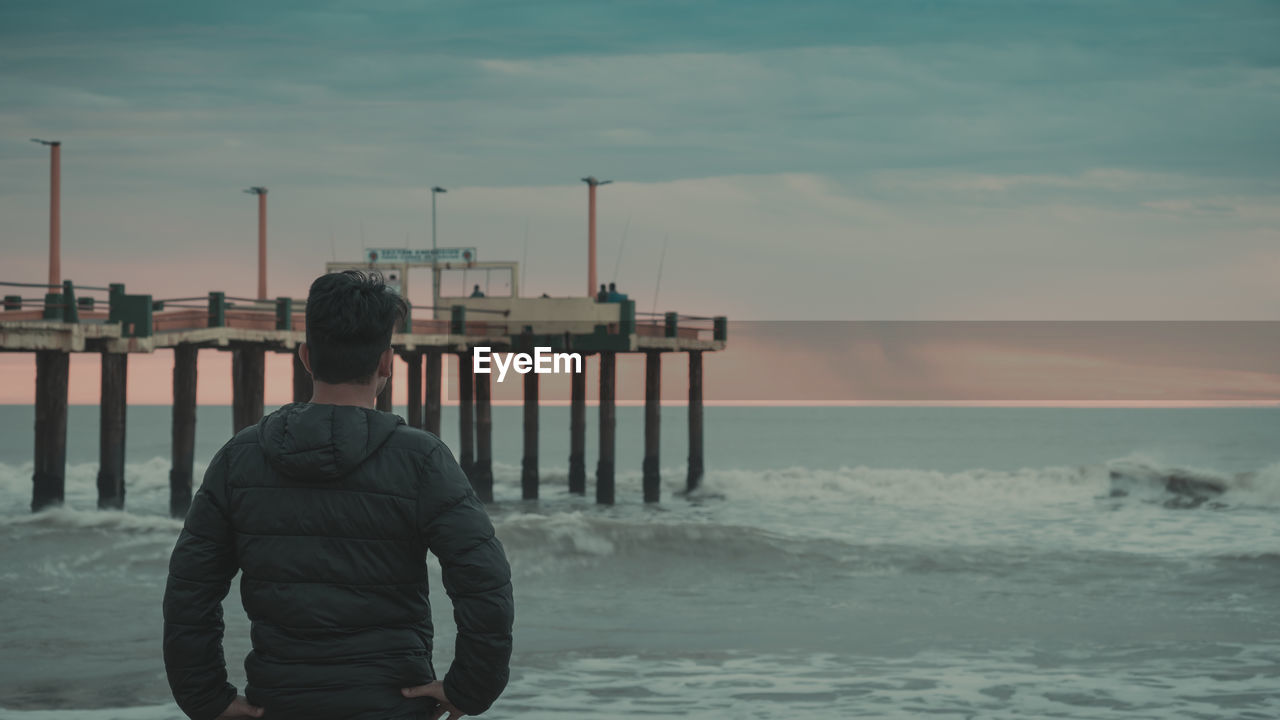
[32,138,62,289]
[431,186,447,308]
[243,186,268,300]
[581,176,612,298]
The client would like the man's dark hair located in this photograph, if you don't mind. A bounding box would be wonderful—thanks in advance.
[305,270,409,384]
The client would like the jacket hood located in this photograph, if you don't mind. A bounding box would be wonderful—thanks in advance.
[259,402,404,482]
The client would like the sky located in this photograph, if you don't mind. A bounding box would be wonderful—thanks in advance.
[1,1,1278,404]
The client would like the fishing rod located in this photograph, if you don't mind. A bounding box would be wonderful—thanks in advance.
[521,217,529,295]
[652,233,668,316]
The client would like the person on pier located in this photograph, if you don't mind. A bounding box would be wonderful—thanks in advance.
[163,270,513,720]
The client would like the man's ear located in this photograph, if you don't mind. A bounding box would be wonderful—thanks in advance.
[377,347,394,379]
[298,343,313,376]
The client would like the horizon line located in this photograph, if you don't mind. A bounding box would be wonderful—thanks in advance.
[2,400,1276,409]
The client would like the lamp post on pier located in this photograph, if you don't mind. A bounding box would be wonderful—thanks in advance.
[431,186,447,309]
[31,139,61,289]
[243,186,268,300]
[582,176,612,298]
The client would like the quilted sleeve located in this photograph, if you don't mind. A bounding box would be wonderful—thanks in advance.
[419,445,515,715]
[163,446,240,720]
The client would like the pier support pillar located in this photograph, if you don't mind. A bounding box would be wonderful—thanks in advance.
[232,346,265,434]
[458,350,474,479]
[405,351,422,428]
[292,349,312,402]
[424,349,442,436]
[522,370,539,500]
[376,375,393,412]
[474,362,493,503]
[568,355,587,495]
[643,351,661,503]
[97,352,128,510]
[688,350,704,492]
[171,344,198,518]
[32,350,69,512]
[596,351,616,505]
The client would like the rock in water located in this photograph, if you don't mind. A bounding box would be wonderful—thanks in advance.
[1107,463,1228,508]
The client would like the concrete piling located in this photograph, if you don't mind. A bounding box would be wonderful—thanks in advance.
[97,352,127,509]
[232,347,265,434]
[405,351,422,429]
[32,350,69,512]
[522,370,539,500]
[458,350,474,478]
[643,351,661,503]
[569,358,587,495]
[596,351,616,505]
[687,350,704,492]
[170,344,198,518]
[474,362,494,503]
[424,350,442,436]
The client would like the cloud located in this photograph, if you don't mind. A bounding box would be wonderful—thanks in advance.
[875,169,1195,194]
[475,59,537,77]
[1142,199,1237,215]
[0,1,1277,326]
[3,167,1276,324]
[4,3,1279,187]
[690,321,1280,402]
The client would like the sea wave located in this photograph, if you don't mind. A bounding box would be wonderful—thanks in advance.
[692,456,1280,511]
[0,507,184,534]
[494,511,848,568]
[2,454,1278,523]
[1104,457,1280,509]
[492,510,971,579]
[489,510,1274,581]
[0,706,181,720]
[0,458,207,520]
[5,644,1279,720]
[695,463,1109,506]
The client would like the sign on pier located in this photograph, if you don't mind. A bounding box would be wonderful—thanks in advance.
[364,247,477,265]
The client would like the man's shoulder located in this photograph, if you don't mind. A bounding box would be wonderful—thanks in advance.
[215,423,264,460]
[379,423,448,461]
[374,426,467,500]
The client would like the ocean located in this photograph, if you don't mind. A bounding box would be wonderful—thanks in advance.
[1,405,1278,719]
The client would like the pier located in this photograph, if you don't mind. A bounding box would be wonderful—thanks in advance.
[1,277,726,515]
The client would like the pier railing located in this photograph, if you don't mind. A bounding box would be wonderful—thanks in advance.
[1,281,537,340]
[2,280,727,343]
[635,311,727,342]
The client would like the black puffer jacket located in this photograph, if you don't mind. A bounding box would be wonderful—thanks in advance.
[163,403,513,720]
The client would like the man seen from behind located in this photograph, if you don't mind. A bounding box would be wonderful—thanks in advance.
[163,270,514,720]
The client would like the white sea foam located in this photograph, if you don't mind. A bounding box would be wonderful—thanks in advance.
[1222,461,1280,506]
[2,409,1276,719]
[490,645,1280,720]
[7,644,1275,720]
[0,458,207,519]
[3,453,1277,520]
[0,707,182,720]
[2,461,1278,718]
[1,507,183,533]
[3,454,1278,573]
[697,462,1109,507]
